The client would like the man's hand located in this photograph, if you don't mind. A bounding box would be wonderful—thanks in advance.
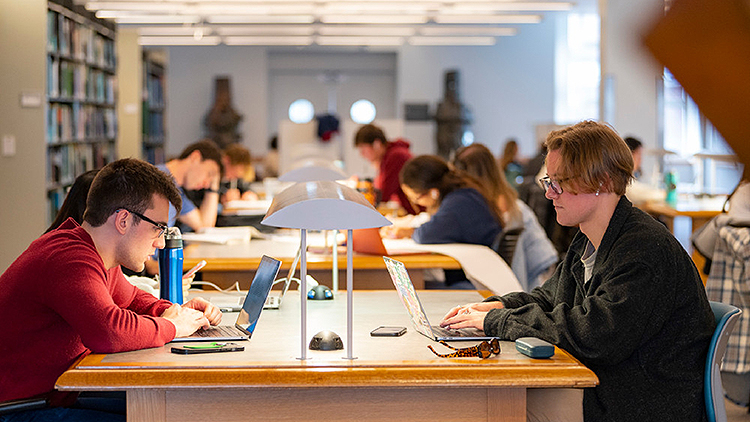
[161,304,210,337]
[440,302,504,331]
[182,297,223,326]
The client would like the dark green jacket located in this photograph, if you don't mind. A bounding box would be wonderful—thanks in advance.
[484,196,714,422]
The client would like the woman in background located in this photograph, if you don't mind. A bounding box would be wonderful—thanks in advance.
[498,138,524,189]
[45,169,100,233]
[453,144,558,290]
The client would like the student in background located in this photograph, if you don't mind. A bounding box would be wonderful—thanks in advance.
[440,121,713,422]
[453,143,558,291]
[220,144,257,204]
[261,135,279,179]
[387,154,503,289]
[498,138,524,189]
[0,158,222,421]
[354,124,418,215]
[624,136,643,179]
[45,169,99,233]
[158,139,223,231]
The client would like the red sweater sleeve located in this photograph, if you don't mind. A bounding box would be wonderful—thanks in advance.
[42,252,177,353]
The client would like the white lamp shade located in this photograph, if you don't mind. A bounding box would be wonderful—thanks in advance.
[278,158,348,182]
[261,181,391,230]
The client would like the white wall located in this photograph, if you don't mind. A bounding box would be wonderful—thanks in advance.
[166,45,268,158]
[165,18,557,164]
[600,0,664,180]
[396,17,557,158]
[0,0,47,272]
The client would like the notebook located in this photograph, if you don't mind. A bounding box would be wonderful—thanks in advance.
[383,256,497,342]
[352,228,422,256]
[171,255,281,342]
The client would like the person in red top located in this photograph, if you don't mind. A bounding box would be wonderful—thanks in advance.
[354,124,418,215]
[0,158,222,421]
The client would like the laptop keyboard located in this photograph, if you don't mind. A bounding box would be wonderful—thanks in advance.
[192,325,244,338]
[431,325,481,338]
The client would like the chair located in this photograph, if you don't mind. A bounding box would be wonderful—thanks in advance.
[706,301,742,422]
[491,227,524,265]
[0,398,48,416]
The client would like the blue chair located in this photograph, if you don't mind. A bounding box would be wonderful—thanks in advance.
[706,301,742,422]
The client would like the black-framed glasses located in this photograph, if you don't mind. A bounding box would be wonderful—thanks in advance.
[118,208,167,238]
[428,338,501,359]
[539,176,569,195]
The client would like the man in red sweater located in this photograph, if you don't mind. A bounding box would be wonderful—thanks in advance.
[354,124,418,215]
[0,158,222,421]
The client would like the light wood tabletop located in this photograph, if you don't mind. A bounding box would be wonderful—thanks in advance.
[57,290,597,422]
[183,238,462,290]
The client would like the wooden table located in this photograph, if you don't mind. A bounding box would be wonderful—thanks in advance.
[56,291,597,422]
[183,239,461,290]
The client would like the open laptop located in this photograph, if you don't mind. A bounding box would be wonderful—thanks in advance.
[352,228,421,256]
[172,255,281,342]
[383,256,497,342]
[263,246,300,310]
[208,248,299,311]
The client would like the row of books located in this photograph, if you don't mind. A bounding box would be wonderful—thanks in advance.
[47,142,114,188]
[47,103,116,144]
[142,107,164,139]
[47,57,115,104]
[144,72,165,109]
[47,10,116,70]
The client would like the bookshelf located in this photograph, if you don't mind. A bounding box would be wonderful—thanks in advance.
[46,0,117,223]
[142,50,166,164]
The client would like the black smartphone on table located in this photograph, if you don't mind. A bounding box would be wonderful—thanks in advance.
[370,326,407,337]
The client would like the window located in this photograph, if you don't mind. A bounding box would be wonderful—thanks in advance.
[555,13,600,124]
[288,99,314,124]
[661,69,742,194]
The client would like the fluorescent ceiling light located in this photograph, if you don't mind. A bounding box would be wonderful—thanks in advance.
[317,25,416,36]
[223,36,314,45]
[138,26,211,36]
[408,36,496,46]
[318,2,440,13]
[138,36,221,46]
[321,15,428,24]
[102,14,201,24]
[207,14,315,23]
[418,26,517,36]
[435,14,542,24]
[216,25,314,36]
[316,36,404,46]
[448,2,574,12]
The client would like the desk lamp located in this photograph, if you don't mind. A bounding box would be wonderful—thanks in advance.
[262,180,390,360]
[278,159,349,292]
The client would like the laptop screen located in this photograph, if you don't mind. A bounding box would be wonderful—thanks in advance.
[235,255,281,335]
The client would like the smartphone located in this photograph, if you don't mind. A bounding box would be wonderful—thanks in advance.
[171,342,244,355]
[370,326,407,337]
[183,260,207,280]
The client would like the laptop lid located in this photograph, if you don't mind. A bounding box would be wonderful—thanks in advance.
[279,246,301,300]
[383,256,437,339]
[352,228,389,255]
[235,255,282,335]
[383,256,495,342]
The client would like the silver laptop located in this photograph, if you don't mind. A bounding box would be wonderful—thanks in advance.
[172,255,281,342]
[208,248,299,311]
[264,246,300,310]
[383,256,497,342]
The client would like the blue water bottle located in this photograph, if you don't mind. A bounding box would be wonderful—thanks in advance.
[158,227,184,304]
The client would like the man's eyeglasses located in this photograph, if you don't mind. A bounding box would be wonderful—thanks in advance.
[539,176,569,195]
[118,208,167,238]
[428,338,501,359]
